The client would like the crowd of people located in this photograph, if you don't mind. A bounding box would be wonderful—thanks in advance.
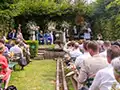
[63,39,120,90]
[0,38,30,90]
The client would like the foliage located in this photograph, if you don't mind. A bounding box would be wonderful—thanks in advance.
[26,40,38,58]
[0,0,88,38]
[89,0,120,40]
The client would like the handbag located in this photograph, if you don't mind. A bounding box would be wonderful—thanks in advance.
[6,85,17,90]
[18,57,27,66]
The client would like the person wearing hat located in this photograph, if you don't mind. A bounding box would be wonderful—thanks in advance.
[0,43,12,90]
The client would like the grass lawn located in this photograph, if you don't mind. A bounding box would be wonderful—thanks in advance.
[9,60,56,90]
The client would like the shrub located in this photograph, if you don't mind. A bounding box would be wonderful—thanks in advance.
[26,40,38,58]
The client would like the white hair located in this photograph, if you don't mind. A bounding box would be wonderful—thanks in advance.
[111,56,120,72]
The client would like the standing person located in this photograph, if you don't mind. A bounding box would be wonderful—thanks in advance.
[50,31,54,44]
[35,26,40,41]
[38,31,44,45]
[97,33,103,40]
[83,29,91,40]
[7,29,17,40]
[44,31,51,45]
[47,31,52,44]
[17,30,24,42]
[0,40,10,58]
[0,43,12,90]
[75,41,91,69]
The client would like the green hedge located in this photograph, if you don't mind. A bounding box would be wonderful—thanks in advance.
[26,40,38,58]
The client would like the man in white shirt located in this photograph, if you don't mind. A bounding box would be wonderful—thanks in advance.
[89,45,120,90]
[69,42,82,58]
[111,56,120,86]
[63,41,74,53]
[75,41,91,69]
[10,40,23,57]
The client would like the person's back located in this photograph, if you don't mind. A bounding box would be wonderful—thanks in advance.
[89,45,120,90]
[78,41,108,84]
[82,54,108,78]
[10,45,22,54]
[89,65,117,90]
[75,52,91,69]
[10,40,23,57]
[69,43,82,58]
[75,41,91,68]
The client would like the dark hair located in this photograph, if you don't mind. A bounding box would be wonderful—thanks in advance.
[107,45,120,60]
[87,41,99,52]
[112,41,120,47]
[15,40,20,45]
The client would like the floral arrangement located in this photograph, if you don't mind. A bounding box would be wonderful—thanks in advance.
[26,21,39,31]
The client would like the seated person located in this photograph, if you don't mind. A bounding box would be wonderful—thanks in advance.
[10,40,28,70]
[89,45,120,90]
[5,40,13,50]
[111,56,120,89]
[10,40,23,58]
[78,41,108,89]
[18,40,30,64]
[69,42,82,60]
[63,41,74,53]
[38,31,44,44]
[44,32,52,44]
[0,40,10,58]
[99,40,111,58]
[75,41,91,70]
[0,43,12,89]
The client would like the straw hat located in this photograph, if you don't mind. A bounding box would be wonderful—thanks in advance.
[0,43,5,53]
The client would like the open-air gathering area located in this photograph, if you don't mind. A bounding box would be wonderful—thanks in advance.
[0,0,120,90]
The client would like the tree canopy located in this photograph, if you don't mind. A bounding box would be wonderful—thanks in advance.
[89,0,120,40]
[0,0,120,40]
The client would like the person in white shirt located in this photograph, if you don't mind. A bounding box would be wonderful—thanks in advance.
[111,56,120,87]
[63,41,74,53]
[75,41,91,69]
[69,42,82,58]
[89,45,120,90]
[84,29,91,40]
[10,40,23,57]
[99,40,111,58]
